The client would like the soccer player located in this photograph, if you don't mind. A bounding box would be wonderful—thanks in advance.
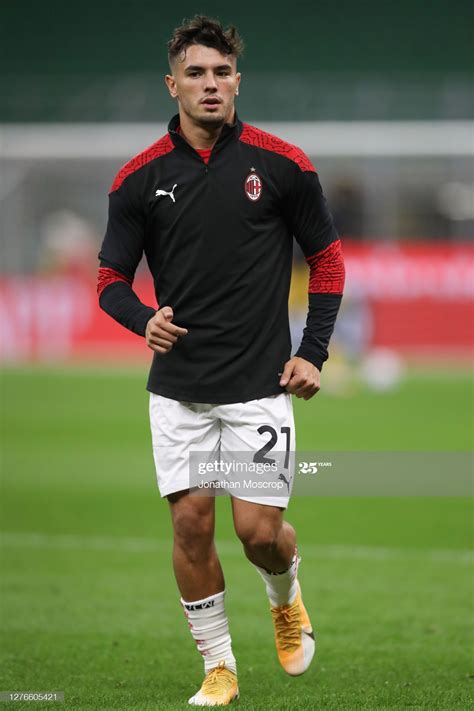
[98,16,345,706]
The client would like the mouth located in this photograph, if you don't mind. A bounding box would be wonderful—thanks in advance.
[200,97,222,109]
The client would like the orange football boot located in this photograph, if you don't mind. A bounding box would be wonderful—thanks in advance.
[188,661,239,706]
[270,581,315,675]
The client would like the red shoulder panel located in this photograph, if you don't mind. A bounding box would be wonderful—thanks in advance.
[110,133,175,192]
[239,123,316,173]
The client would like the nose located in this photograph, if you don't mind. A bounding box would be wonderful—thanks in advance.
[204,70,218,92]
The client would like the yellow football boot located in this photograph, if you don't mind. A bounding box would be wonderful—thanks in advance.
[188,661,239,706]
[270,581,315,675]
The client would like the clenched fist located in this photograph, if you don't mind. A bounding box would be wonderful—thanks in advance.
[145,306,188,354]
[279,356,320,400]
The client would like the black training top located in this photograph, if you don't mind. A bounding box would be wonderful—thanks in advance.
[98,113,345,404]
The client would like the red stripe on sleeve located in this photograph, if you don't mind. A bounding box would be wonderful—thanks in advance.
[97,267,133,298]
[306,239,345,294]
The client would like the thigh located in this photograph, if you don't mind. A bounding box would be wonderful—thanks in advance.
[149,394,220,498]
[219,393,296,509]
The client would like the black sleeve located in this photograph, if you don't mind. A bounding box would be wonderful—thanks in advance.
[285,166,345,370]
[99,281,156,337]
[284,168,339,258]
[98,181,156,337]
[295,293,343,370]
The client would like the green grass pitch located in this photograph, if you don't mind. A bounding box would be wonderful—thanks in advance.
[1,366,473,710]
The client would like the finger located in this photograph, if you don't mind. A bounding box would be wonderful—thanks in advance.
[302,383,320,399]
[285,381,305,396]
[148,336,175,349]
[156,306,188,336]
[147,342,170,354]
[148,329,177,344]
[279,361,295,387]
[148,340,172,352]
[289,374,308,389]
[160,321,188,337]
[303,386,320,400]
[291,380,315,398]
[293,387,308,398]
[159,306,174,321]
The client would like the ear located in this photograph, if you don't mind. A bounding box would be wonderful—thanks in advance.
[165,74,178,100]
[235,72,242,96]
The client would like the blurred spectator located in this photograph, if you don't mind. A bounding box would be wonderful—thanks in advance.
[329,179,364,239]
[38,210,99,277]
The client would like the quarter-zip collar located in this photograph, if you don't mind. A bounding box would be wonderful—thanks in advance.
[168,113,242,159]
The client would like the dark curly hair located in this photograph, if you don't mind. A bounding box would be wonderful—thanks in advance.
[168,15,244,65]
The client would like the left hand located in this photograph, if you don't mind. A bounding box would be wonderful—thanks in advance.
[279,356,320,400]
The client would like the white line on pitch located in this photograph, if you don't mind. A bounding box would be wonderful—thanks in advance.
[1,531,472,565]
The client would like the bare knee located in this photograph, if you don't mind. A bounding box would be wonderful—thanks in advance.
[236,518,280,556]
[170,496,215,563]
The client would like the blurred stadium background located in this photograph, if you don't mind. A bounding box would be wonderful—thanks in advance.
[1,1,473,709]
[1,1,473,370]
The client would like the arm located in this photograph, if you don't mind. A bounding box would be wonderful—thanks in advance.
[98,182,188,352]
[295,238,345,370]
[98,183,156,336]
[281,164,345,398]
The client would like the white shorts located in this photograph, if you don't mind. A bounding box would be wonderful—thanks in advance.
[149,393,295,508]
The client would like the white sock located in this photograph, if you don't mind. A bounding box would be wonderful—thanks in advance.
[254,549,300,607]
[181,590,237,675]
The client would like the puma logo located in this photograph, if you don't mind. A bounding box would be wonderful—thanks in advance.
[278,472,290,492]
[155,184,178,202]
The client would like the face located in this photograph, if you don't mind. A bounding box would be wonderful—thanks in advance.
[165,44,241,127]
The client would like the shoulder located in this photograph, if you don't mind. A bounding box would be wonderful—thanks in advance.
[110,133,175,193]
[239,123,316,173]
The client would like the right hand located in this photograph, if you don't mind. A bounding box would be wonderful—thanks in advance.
[145,306,188,354]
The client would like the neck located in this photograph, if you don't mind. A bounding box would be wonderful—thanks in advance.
[177,109,235,150]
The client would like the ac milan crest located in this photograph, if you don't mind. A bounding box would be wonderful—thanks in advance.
[244,171,262,201]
